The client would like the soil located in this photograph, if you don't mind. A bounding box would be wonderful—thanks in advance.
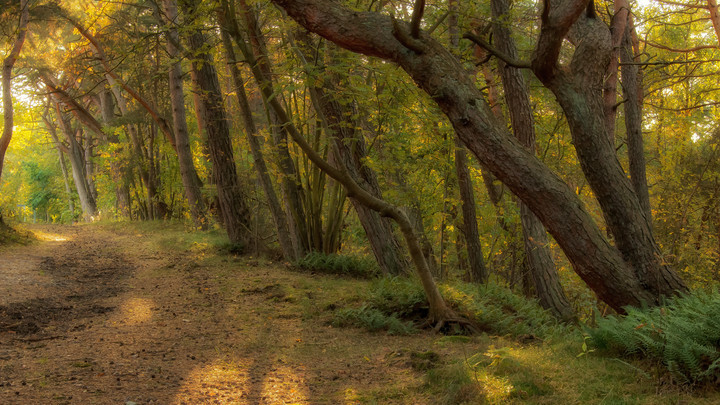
[0,225,455,404]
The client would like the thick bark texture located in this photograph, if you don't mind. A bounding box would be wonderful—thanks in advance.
[271,0,688,311]
[182,1,251,246]
[492,0,574,321]
[0,0,29,182]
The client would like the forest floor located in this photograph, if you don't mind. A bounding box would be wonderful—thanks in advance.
[1,222,719,404]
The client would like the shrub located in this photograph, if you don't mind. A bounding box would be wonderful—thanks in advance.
[294,251,379,279]
[587,290,720,384]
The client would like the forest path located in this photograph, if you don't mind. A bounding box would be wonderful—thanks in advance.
[0,224,445,404]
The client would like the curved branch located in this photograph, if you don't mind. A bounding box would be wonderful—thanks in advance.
[410,0,425,38]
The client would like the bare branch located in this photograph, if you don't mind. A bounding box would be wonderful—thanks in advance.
[463,32,531,68]
[392,15,425,53]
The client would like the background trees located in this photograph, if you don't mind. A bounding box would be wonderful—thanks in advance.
[3,0,720,320]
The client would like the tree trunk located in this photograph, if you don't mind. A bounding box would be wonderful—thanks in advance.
[0,0,29,183]
[454,138,488,283]
[182,0,251,247]
[294,33,410,275]
[162,0,207,229]
[491,0,574,321]
[217,12,297,261]
[620,12,652,221]
[233,0,309,256]
[271,0,688,312]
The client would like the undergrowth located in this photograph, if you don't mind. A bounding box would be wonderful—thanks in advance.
[294,251,379,279]
[587,290,720,384]
[332,277,564,339]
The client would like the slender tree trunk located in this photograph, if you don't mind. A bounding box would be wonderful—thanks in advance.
[182,0,251,247]
[232,0,309,256]
[293,33,410,275]
[52,103,97,220]
[492,0,574,321]
[218,15,297,261]
[620,13,652,221]
[162,0,207,229]
[43,113,76,219]
[0,0,29,183]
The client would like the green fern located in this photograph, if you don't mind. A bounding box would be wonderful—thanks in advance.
[587,290,720,384]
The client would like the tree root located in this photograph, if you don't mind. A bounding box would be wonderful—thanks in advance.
[420,312,482,335]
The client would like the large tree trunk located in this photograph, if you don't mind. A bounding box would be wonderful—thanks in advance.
[218,13,297,261]
[0,0,29,183]
[491,0,574,321]
[161,0,207,229]
[271,0,688,312]
[181,0,251,247]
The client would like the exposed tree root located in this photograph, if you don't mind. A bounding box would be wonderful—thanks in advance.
[421,309,482,335]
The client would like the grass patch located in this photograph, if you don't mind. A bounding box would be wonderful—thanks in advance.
[0,219,33,246]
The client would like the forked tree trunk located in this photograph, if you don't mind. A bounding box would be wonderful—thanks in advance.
[271,0,688,312]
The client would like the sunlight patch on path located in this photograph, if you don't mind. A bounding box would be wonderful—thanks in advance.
[174,359,311,404]
[109,297,156,326]
[29,230,71,242]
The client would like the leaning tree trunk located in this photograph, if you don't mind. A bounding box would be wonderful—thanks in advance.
[620,11,652,221]
[218,16,297,261]
[234,0,309,256]
[271,0,688,312]
[0,0,29,183]
[181,0,251,247]
[294,33,410,275]
[491,0,574,321]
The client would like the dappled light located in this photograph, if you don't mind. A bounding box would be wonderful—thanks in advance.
[3,0,720,402]
[111,297,155,326]
[175,361,310,404]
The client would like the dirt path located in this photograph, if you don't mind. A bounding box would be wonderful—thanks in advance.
[0,225,449,404]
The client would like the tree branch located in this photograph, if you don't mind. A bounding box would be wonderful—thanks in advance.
[410,0,425,38]
[463,32,531,68]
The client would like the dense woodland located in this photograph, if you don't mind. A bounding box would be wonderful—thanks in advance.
[2,0,720,391]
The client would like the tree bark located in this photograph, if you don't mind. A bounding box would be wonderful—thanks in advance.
[0,0,29,183]
[270,0,688,312]
[620,12,652,221]
[233,0,309,256]
[491,0,574,321]
[181,0,251,247]
[218,12,297,261]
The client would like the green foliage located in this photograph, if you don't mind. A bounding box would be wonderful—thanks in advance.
[294,251,379,279]
[442,282,562,339]
[587,290,720,384]
[330,277,425,334]
[331,306,418,335]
